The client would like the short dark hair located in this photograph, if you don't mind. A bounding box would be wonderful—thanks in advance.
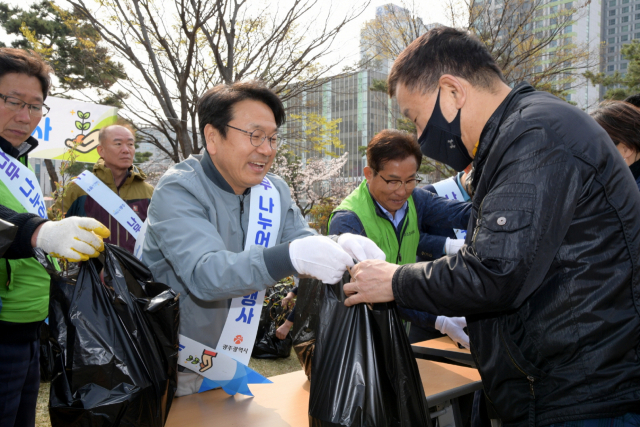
[590,100,640,153]
[198,80,285,140]
[0,48,53,100]
[624,93,640,109]
[388,27,505,97]
[367,129,422,173]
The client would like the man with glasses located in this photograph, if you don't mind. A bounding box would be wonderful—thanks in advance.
[0,48,110,427]
[142,81,379,396]
[328,129,471,347]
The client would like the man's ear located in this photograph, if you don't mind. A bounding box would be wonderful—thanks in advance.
[204,124,221,156]
[96,144,104,158]
[364,166,374,181]
[439,74,467,113]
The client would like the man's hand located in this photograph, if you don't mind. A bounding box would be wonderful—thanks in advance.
[343,259,399,307]
[276,319,293,340]
[290,236,354,284]
[281,292,296,310]
[35,217,111,262]
[337,233,386,262]
[435,316,469,349]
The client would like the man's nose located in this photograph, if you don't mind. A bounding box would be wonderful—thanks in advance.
[394,184,409,197]
[15,105,32,123]
[256,139,274,156]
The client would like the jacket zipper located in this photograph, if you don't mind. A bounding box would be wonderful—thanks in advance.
[239,195,246,245]
[499,328,536,426]
[471,198,486,248]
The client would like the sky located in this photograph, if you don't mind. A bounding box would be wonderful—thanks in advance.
[1,0,452,71]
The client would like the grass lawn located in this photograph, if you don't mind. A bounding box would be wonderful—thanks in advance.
[36,348,302,427]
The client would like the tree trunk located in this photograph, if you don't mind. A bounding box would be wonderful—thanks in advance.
[44,159,59,193]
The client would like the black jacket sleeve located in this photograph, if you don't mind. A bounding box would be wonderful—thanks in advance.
[0,205,47,260]
[393,128,582,317]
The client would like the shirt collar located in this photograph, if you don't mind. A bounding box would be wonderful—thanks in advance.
[200,150,250,196]
[375,199,408,228]
[0,135,38,159]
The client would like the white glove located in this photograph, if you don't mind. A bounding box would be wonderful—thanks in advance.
[36,217,111,262]
[445,238,465,255]
[435,316,469,349]
[289,236,355,284]
[337,233,386,262]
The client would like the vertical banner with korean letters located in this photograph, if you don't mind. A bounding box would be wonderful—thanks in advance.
[431,176,468,240]
[216,176,282,366]
[0,148,47,218]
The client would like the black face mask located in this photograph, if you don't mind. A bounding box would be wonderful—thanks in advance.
[417,90,473,172]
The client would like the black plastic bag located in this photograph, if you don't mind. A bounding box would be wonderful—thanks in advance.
[308,272,432,427]
[291,278,323,379]
[0,218,17,259]
[47,244,179,427]
[252,283,294,359]
[40,321,55,382]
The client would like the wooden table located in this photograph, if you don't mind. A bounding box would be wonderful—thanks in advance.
[165,359,482,427]
[412,337,475,367]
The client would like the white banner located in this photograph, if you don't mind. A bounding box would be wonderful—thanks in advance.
[0,148,47,218]
[29,96,118,159]
[216,176,282,365]
[431,176,467,240]
[73,171,142,237]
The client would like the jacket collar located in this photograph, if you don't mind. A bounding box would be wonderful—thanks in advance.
[200,150,250,196]
[468,82,535,194]
[0,135,39,160]
[93,158,145,189]
[630,159,640,181]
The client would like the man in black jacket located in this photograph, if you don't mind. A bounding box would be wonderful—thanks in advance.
[344,27,640,426]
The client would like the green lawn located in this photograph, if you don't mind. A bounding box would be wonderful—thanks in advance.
[36,348,302,427]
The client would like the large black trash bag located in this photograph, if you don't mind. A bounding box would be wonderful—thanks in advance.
[252,283,294,359]
[291,278,323,379]
[308,272,432,427]
[0,218,17,259]
[47,244,179,427]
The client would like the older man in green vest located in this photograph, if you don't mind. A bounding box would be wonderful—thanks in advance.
[0,48,109,427]
[328,129,472,346]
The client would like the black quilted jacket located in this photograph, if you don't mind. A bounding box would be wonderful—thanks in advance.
[393,83,640,426]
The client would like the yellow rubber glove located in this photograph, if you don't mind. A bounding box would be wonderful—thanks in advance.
[36,217,111,262]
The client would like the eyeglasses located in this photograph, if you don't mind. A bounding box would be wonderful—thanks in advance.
[374,171,422,191]
[0,93,49,118]
[226,124,278,150]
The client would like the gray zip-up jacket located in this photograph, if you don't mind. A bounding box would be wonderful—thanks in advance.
[142,151,316,349]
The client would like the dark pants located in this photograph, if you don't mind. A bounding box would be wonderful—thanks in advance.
[0,339,40,427]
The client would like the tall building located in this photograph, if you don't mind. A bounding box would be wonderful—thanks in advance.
[360,4,431,74]
[478,0,601,109]
[601,0,640,92]
[281,69,401,179]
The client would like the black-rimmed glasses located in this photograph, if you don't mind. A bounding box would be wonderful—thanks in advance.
[374,171,422,191]
[0,93,49,118]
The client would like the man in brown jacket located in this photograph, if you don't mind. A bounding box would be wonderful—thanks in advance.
[53,124,153,253]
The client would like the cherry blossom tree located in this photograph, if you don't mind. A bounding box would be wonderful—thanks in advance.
[271,151,356,219]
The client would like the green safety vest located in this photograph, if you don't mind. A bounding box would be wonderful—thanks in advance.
[0,155,51,324]
[329,180,420,265]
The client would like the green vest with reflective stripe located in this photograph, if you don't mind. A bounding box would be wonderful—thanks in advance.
[329,180,419,265]
[0,155,51,323]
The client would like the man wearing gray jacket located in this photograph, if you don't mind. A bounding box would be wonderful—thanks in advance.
[142,81,382,396]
